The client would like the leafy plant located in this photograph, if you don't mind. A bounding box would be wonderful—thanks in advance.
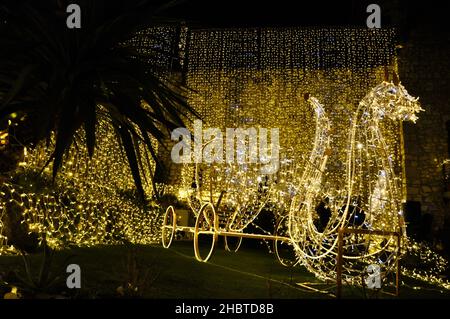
[9,237,74,297]
[17,246,59,294]
[0,0,197,200]
[116,245,160,298]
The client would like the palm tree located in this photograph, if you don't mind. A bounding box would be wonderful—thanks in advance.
[0,0,196,200]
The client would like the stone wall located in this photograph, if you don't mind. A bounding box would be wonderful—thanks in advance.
[398,27,450,231]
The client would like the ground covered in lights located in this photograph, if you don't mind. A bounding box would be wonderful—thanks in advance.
[0,241,449,299]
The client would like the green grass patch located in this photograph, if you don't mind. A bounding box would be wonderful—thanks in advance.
[0,240,449,299]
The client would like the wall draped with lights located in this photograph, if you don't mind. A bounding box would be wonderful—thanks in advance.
[174,28,403,205]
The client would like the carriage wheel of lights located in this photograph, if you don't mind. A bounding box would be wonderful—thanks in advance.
[288,78,423,291]
[161,205,176,248]
[161,95,328,264]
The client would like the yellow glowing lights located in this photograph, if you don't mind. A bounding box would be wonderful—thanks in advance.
[0,131,8,146]
[0,117,160,252]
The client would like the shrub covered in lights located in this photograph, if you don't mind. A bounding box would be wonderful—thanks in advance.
[0,119,162,253]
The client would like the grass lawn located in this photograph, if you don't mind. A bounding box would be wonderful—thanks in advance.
[0,239,449,299]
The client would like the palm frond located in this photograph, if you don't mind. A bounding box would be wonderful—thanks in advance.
[0,0,197,200]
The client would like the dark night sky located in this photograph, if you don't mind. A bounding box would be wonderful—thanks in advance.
[2,0,449,43]
[166,0,377,26]
[4,1,450,35]
[163,0,450,36]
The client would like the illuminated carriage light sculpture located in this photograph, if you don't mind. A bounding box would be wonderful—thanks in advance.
[288,78,423,290]
[161,95,331,264]
[161,152,279,262]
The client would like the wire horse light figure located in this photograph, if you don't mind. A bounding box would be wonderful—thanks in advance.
[288,77,423,286]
